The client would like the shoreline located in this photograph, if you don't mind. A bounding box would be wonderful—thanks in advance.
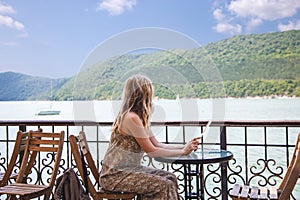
[0,95,300,102]
[225,95,299,100]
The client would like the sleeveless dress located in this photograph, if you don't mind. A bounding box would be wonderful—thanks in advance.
[99,130,179,200]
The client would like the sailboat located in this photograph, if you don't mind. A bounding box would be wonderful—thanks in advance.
[37,108,60,116]
[36,80,61,116]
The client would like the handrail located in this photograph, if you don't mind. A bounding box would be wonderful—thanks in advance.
[0,120,300,126]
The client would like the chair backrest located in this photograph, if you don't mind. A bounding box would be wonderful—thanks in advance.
[278,132,300,200]
[69,131,99,199]
[0,128,42,187]
[16,130,65,188]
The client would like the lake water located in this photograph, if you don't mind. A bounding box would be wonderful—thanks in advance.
[0,98,299,121]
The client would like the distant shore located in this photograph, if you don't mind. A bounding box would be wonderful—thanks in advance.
[1,96,300,102]
[226,95,299,100]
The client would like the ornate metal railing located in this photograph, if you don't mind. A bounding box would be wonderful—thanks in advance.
[0,120,299,199]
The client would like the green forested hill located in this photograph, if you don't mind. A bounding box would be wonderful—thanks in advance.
[0,72,68,101]
[1,30,300,101]
[193,30,300,80]
[55,30,300,100]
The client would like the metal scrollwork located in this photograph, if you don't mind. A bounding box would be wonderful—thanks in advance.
[25,160,37,184]
[204,163,221,199]
[40,152,55,185]
[142,155,165,169]
[58,157,67,177]
[0,153,7,173]
[171,163,185,197]
[248,158,283,186]
[227,158,245,185]
[141,154,151,167]
[171,163,184,181]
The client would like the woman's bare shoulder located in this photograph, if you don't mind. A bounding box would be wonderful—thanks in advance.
[125,112,139,119]
[124,112,143,126]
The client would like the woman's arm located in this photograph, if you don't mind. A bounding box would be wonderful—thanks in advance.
[149,131,201,152]
[149,134,184,149]
[122,112,200,158]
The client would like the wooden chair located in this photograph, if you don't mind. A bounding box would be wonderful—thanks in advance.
[69,131,138,200]
[0,128,42,187]
[0,130,65,200]
[229,132,300,200]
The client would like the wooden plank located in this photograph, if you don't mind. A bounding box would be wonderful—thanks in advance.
[30,138,59,145]
[240,185,250,198]
[269,186,278,199]
[229,184,241,197]
[29,146,58,152]
[0,183,48,196]
[249,186,259,199]
[31,132,61,138]
[259,187,268,199]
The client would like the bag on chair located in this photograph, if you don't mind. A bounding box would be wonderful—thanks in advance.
[54,168,91,200]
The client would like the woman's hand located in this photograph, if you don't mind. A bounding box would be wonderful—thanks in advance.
[182,137,201,155]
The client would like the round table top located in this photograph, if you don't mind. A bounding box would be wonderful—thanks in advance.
[155,149,233,165]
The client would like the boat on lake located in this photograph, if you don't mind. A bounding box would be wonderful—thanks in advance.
[36,109,60,115]
[36,80,61,116]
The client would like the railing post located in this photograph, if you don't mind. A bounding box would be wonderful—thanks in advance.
[220,126,228,200]
[19,125,26,132]
[18,125,26,173]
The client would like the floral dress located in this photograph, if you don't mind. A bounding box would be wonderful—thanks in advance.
[99,130,179,200]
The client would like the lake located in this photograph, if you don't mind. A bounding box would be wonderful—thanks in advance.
[0,98,299,121]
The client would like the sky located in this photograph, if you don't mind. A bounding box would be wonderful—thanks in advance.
[0,0,300,78]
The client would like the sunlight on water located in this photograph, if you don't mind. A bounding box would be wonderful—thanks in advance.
[0,98,299,121]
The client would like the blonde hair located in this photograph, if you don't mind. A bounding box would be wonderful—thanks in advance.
[112,74,153,133]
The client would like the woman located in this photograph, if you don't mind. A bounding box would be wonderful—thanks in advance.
[99,74,200,199]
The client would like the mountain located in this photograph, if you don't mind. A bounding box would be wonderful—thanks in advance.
[1,30,300,100]
[0,72,68,101]
[190,30,300,80]
[55,30,300,100]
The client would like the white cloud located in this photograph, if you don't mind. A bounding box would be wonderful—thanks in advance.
[212,0,300,34]
[213,8,225,21]
[214,22,242,35]
[278,19,300,31]
[0,15,24,30]
[228,0,300,21]
[246,18,263,31]
[0,3,24,30]
[97,0,137,15]
[213,6,242,35]
[0,3,15,14]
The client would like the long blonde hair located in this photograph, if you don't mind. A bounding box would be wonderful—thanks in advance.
[112,74,153,133]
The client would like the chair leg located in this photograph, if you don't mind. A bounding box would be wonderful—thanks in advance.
[43,190,52,200]
[136,194,141,200]
[7,195,18,200]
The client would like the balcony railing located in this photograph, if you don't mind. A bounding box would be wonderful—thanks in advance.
[0,120,299,200]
